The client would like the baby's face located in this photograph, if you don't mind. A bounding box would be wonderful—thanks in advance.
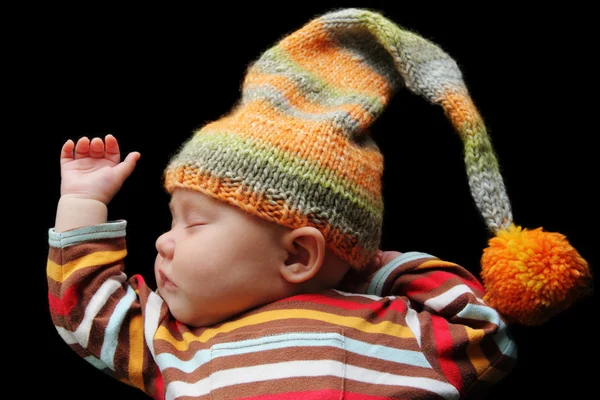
[154,188,290,327]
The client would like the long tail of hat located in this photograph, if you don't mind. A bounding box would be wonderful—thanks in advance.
[321,9,513,231]
[318,8,591,325]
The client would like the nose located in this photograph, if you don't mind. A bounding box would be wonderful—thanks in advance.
[156,231,175,260]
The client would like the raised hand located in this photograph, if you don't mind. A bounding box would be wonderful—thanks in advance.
[60,134,140,205]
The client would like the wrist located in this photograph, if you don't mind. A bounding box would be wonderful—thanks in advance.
[55,196,108,232]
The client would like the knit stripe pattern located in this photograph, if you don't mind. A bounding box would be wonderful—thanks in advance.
[164,8,512,269]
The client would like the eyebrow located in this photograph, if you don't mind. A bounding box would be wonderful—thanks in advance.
[168,197,213,215]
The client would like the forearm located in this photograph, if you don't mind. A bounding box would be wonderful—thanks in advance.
[55,195,108,232]
[47,221,162,396]
[374,254,517,391]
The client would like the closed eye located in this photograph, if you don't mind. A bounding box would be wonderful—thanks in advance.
[186,223,206,229]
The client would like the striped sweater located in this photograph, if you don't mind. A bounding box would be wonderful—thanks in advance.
[47,220,516,399]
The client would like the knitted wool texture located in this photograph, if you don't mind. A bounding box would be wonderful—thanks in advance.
[163,8,511,269]
[163,8,591,323]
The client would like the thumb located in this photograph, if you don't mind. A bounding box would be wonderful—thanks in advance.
[114,151,141,181]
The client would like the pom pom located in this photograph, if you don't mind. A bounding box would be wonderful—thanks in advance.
[481,224,591,326]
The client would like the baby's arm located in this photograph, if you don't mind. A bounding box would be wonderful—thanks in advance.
[48,136,164,398]
[341,251,517,398]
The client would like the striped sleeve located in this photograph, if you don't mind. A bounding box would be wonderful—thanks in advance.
[341,251,517,398]
[47,221,165,399]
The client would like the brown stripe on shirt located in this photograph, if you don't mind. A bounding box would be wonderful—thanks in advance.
[47,237,126,265]
[344,378,453,399]
[210,375,344,400]
[55,263,128,331]
[446,318,479,387]
[344,351,440,379]
[381,258,438,294]
[83,281,133,357]
[160,362,212,387]
[208,343,345,374]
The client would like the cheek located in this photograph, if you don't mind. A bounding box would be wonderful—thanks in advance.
[172,239,211,274]
[240,230,279,259]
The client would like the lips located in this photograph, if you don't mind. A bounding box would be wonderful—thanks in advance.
[159,270,177,290]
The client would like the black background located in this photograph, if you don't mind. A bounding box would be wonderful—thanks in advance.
[30,2,596,399]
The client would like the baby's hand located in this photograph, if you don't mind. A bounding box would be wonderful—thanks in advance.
[368,250,403,270]
[60,135,140,205]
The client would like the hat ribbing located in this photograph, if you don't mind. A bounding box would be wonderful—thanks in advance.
[164,8,591,325]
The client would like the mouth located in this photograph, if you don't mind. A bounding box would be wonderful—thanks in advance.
[159,270,177,290]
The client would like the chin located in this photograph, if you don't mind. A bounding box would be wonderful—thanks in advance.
[166,306,216,328]
[166,303,240,328]
[189,316,222,328]
[187,313,234,328]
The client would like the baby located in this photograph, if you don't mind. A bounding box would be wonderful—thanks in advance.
[50,133,515,399]
[48,7,589,400]
[56,134,354,329]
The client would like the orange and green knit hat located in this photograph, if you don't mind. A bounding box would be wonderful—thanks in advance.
[164,8,591,325]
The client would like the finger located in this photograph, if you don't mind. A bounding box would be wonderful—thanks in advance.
[114,151,141,182]
[89,137,105,159]
[380,251,402,267]
[60,139,75,165]
[374,250,383,265]
[74,136,90,159]
[104,134,121,163]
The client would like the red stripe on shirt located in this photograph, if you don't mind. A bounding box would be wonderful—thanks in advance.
[241,389,393,400]
[48,285,79,316]
[281,293,407,316]
[405,271,483,298]
[154,372,165,400]
[431,314,463,391]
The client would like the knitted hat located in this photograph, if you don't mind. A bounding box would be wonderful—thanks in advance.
[164,8,591,325]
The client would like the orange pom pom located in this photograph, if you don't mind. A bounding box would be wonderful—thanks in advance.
[481,224,591,326]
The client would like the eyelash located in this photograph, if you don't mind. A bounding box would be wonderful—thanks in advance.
[185,223,205,229]
[169,221,204,229]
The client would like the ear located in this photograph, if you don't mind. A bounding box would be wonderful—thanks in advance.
[280,226,326,284]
